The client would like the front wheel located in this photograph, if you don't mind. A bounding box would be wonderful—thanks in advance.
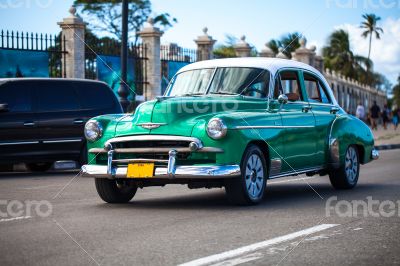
[225,145,267,205]
[329,145,360,189]
[95,179,138,203]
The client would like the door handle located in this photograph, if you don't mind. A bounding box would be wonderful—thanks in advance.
[73,119,84,125]
[23,122,35,127]
[302,106,312,113]
[330,107,340,114]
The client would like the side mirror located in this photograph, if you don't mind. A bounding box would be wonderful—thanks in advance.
[277,94,288,105]
[0,103,9,113]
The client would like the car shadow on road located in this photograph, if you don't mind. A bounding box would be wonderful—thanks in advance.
[93,180,392,211]
[0,171,79,180]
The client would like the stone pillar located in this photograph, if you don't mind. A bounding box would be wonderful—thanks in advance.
[58,6,86,79]
[194,27,216,61]
[260,43,275,58]
[234,36,251,57]
[292,38,315,66]
[138,18,163,100]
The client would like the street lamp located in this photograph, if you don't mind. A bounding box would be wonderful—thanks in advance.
[117,0,129,112]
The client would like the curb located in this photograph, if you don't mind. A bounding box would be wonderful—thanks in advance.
[375,144,400,151]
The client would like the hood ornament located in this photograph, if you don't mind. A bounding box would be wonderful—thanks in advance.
[137,123,167,130]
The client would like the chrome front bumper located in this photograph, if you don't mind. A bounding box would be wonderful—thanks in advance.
[81,164,241,179]
[371,148,379,160]
[82,136,240,179]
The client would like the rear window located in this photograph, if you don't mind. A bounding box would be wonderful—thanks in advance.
[75,82,115,109]
[0,81,32,112]
[34,81,80,112]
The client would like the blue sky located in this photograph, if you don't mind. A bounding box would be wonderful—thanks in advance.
[0,0,399,83]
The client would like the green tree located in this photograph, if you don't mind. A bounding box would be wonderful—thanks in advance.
[74,0,177,44]
[213,34,238,58]
[323,29,369,81]
[322,29,390,89]
[267,32,302,58]
[360,13,383,63]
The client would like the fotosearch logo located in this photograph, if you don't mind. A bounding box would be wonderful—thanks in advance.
[0,200,52,218]
[0,0,53,9]
[326,0,400,9]
[326,196,400,218]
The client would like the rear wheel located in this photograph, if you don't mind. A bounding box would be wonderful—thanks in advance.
[225,145,267,205]
[95,178,137,203]
[26,162,52,172]
[329,145,360,189]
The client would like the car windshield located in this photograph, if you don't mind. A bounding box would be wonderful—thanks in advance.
[165,67,270,97]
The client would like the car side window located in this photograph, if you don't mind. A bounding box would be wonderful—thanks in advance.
[303,73,331,104]
[35,81,80,112]
[274,70,303,101]
[242,71,269,98]
[0,82,32,112]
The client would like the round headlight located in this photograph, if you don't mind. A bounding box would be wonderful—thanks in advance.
[84,120,103,142]
[206,118,227,140]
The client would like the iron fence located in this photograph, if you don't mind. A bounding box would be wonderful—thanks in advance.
[0,30,67,77]
[160,44,197,63]
[85,38,148,96]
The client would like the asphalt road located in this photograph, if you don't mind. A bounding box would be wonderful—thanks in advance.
[0,149,399,266]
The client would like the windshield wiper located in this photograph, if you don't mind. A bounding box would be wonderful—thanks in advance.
[180,93,205,97]
[210,91,238,95]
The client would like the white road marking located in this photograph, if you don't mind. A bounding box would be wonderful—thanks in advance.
[269,176,318,184]
[353,227,363,231]
[211,252,263,266]
[0,216,32,223]
[178,224,339,266]
[21,184,63,190]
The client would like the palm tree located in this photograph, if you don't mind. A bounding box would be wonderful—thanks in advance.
[267,32,302,58]
[322,29,372,83]
[360,14,383,62]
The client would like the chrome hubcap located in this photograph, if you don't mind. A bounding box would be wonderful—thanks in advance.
[245,154,264,199]
[345,147,358,183]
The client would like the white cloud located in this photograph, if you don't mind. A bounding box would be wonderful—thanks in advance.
[335,17,400,84]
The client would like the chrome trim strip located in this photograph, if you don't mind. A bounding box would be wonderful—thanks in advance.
[0,141,39,146]
[136,123,167,129]
[233,125,314,130]
[269,166,324,179]
[89,146,224,154]
[42,139,82,144]
[105,135,203,149]
[112,159,169,164]
[81,164,241,179]
[270,159,282,176]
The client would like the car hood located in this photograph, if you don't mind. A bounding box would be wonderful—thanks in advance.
[114,96,266,137]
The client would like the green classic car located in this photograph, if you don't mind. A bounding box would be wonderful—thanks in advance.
[82,58,379,205]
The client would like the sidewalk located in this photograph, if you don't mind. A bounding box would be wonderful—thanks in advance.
[372,125,400,150]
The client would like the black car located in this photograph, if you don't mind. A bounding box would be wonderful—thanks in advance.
[0,78,123,172]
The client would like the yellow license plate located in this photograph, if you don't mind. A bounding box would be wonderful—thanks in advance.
[126,163,154,178]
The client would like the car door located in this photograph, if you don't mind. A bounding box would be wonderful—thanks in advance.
[33,80,85,159]
[0,81,41,162]
[274,69,317,171]
[302,71,338,167]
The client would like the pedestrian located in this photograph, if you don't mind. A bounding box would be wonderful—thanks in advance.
[393,108,400,130]
[370,101,380,130]
[356,102,365,122]
[382,104,391,130]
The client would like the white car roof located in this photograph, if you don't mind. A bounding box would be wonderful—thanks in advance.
[177,57,321,76]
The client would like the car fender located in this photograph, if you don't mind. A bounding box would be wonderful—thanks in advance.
[328,114,374,168]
